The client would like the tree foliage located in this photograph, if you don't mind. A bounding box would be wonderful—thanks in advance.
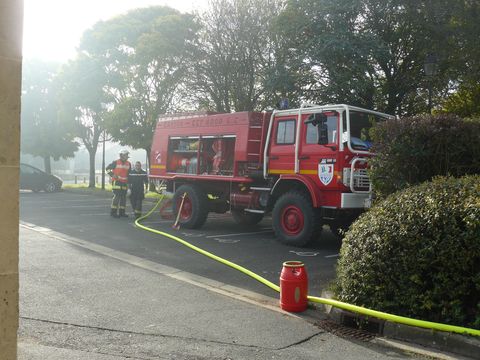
[188,0,291,112]
[21,60,78,174]
[369,114,480,197]
[279,0,478,115]
[79,6,198,163]
[441,83,480,118]
[58,55,109,187]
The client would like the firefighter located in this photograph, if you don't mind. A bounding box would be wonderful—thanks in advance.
[106,149,132,218]
[128,161,148,219]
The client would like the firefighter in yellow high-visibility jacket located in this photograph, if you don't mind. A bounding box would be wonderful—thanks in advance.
[106,149,132,218]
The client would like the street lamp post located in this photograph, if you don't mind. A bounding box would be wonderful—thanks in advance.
[424,54,438,114]
[101,130,106,190]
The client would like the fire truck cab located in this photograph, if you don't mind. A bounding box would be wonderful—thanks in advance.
[150,104,393,247]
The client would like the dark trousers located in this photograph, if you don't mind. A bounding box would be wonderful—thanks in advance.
[130,192,144,217]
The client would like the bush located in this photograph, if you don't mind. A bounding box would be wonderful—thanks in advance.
[334,175,480,329]
[369,114,480,197]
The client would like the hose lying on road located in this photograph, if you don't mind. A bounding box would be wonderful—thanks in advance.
[135,195,480,337]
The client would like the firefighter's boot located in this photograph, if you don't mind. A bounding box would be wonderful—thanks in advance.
[110,208,119,218]
[119,209,129,218]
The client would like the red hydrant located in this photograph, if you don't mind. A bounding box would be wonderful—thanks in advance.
[279,261,308,312]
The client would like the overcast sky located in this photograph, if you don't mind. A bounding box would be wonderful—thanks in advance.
[23,0,208,62]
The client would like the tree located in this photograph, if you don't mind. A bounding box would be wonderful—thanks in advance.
[279,0,462,115]
[441,83,480,118]
[448,0,480,86]
[78,6,199,167]
[58,55,109,188]
[189,0,290,112]
[438,1,480,117]
[21,60,78,173]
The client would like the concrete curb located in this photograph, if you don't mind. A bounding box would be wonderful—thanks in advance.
[320,291,480,359]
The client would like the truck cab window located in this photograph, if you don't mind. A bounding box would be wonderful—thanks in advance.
[348,111,384,151]
[305,115,338,144]
[276,119,296,144]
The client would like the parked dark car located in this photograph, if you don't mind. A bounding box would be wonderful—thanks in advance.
[20,163,62,192]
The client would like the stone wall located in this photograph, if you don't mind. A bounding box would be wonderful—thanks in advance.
[0,0,23,358]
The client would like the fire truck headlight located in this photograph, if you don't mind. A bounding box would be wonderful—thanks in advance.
[259,192,269,208]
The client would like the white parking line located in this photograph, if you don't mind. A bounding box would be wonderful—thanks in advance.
[77,213,115,216]
[325,253,340,258]
[214,239,241,243]
[206,230,273,238]
[40,204,109,209]
[289,251,319,257]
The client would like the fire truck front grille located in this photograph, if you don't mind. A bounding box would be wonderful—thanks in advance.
[353,169,370,189]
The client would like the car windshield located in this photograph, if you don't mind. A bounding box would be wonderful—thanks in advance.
[347,111,387,151]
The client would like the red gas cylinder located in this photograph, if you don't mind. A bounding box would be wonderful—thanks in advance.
[279,261,308,312]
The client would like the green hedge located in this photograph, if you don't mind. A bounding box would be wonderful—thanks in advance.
[334,175,480,329]
[369,114,480,197]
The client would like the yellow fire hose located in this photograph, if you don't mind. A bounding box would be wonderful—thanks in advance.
[135,194,480,337]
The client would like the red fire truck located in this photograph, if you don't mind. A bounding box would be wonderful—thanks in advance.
[150,104,393,247]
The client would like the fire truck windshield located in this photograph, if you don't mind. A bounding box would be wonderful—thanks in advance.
[347,111,386,151]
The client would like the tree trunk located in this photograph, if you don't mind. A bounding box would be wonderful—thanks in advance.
[144,148,150,170]
[43,156,52,174]
[101,134,106,190]
[88,150,96,188]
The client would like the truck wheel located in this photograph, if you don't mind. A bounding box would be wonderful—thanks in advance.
[272,191,321,247]
[173,184,208,229]
[231,209,264,225]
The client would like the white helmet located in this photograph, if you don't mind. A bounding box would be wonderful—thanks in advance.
[119,149,129,157]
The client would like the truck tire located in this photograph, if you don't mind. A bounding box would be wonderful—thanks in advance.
[272,191,321,247]
[173,184,208,229]
[231,209,264,225]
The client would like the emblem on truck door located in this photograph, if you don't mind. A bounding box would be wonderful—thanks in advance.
[318,160,334,186]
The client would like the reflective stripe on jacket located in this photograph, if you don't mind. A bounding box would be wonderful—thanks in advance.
[128,169,148,195]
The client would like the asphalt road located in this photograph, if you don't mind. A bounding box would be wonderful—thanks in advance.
[20,190,342,299]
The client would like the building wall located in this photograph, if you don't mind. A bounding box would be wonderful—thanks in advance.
[0,0,23,358]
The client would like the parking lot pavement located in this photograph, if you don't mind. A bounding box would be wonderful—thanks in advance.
[20,190,476,359]
[19,225,415,360]
[20,190,342,298]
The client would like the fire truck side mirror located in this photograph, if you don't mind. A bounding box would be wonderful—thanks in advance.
[317,124,329,145]
[305,113,327,126]
[305,113,329,145]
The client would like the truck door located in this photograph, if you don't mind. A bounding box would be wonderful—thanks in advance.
[267,116,297,175]
[299,112,340,189]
